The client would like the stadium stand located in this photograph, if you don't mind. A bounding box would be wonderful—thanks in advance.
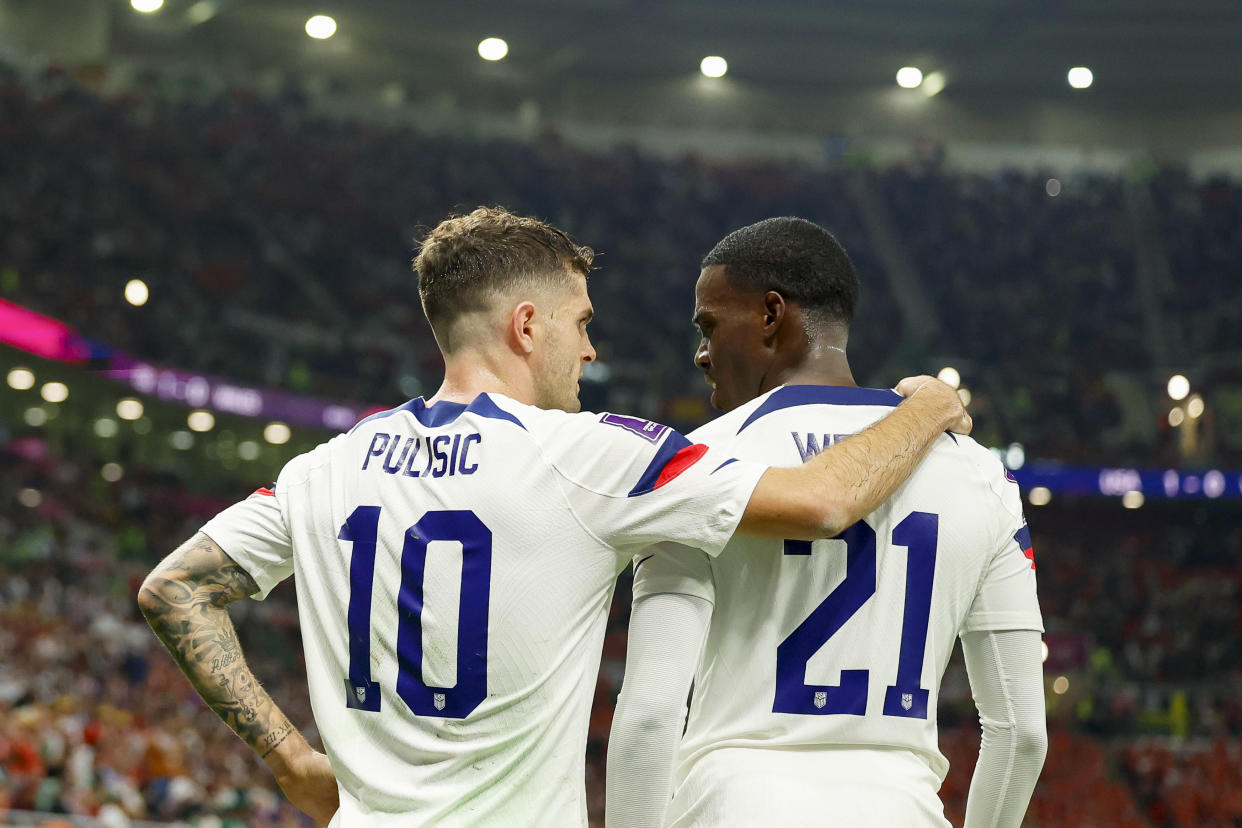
[3,62,1241,826]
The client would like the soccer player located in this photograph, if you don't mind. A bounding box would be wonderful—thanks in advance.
[138,207,970,827]
[607,218,1046,828]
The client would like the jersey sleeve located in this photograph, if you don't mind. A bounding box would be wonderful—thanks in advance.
[535,411,766,556]
[962,469,1044,634]
[199,453,310,600]
[632,542,716,605]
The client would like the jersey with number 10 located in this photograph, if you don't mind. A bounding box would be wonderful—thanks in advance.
[199,394,764,827]
[633,385,1043,820]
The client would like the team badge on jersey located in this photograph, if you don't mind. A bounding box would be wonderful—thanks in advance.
[902,693,914,711]
[434,693,446,711]
[600,413,670,444]
[814,691,827,709]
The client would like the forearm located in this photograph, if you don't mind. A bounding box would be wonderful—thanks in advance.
[962,630,1048,828]
[606,593,711,828]
[740,383,957,539]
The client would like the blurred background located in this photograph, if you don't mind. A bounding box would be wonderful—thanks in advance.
[1,0,1240,825]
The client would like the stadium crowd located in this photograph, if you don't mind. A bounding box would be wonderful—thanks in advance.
[3,60,1242,827]
[4,62,1238,467]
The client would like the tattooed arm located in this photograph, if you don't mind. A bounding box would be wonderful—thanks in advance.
[138,532,339,826]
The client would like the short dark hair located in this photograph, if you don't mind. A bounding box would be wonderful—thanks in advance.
[701,217,859,328]
[414,206,594,350]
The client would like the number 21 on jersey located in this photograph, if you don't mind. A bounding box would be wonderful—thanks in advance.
[776,511,937,719]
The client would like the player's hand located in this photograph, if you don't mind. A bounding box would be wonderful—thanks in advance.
[270,747,339,827]
[895,375,973,435]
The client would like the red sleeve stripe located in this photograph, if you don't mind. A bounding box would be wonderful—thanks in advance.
[253,487,275,497]
[652,443,711,490]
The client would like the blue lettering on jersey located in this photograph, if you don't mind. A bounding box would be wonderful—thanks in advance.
[601,413,670,444]
[362,432,482,477]
[791,432,852,462]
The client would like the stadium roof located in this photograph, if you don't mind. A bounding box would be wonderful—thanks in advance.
[99,0,1242,148]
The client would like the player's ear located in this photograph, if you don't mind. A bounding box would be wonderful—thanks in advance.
[762,291,787,336]
[508,301,538,355]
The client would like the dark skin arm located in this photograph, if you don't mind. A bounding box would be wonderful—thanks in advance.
[137,532,339,826]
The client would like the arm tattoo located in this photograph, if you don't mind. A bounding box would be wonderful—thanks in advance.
[139,533,294,758]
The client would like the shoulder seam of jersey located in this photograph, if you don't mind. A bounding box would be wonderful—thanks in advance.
[736,385,901,434]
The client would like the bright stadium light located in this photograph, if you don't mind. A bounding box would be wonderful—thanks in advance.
[937,366,961,389]
[264,422,292,445]
[1122,490,1144,509]
[24,407,47,427]
[188,410,216,432]
[1067,66,1093,89]
[125,279,149,306]
[478,37,509,61]
[957,387,972,406]
[1041,640,1049,663]
[187,1,217,24]
[131,0,164,13]
[94,418,119,438]
[896,67,923,89]
[1052,676,1069,695]
[1167,374,1190,400]
[7,367,35,390]
[169,430,195,450]
[41,382,68,403]
[1028,486,1052,506]
[18,488,43,509]
[1186,395,1205,419]
[1168,407,1185,427]
[101,463,124,482]
[305,14,337,40]
[116,398,144,421]
[238,440,261,461]
[921,71,945,97]
[700,56,728,78]
[1006,442,1026,470]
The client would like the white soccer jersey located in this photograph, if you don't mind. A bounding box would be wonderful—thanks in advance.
[199,394,764,827]
[632,385,1043,824]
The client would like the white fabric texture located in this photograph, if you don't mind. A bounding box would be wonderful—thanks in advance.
[606,592,712,828]
[961,629,1048,828]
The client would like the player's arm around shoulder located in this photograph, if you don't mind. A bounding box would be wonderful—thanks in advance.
[738,376,972,540]
[138,533,339,827]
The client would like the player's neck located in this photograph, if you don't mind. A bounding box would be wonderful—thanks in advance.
[765,349,856,392]
[428,353,533,406]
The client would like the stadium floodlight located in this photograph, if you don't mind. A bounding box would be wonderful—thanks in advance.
[1186,395,1205,419]
[896,66,923,88]
[238,440,261,461]
[7,367,35,390]
[169,430,195,450]
[1067,66,1093,89]
[125,279,149,306]
[1122,490,1144,510]
[41,381,68,403]
[1167,374,1190,401]
[116,398,144,421]
[957,387,972,406]
[101,463,125,482]
[187,1,217,24]
[1168,407,1185,427]
[1045,178,1062,197]
[305,15,337,40]
[936,366,960,389]
[1040,640,1049,663]
[94,418,119,438]
[1028,486,1052,506]
[921,71,945,97]
[700,56,728,78]
[18,488,42,508]
[264,421,292,445]
[478,37,509,61]
[188,410,216,432]
[1005,442,1026,470]
[1052,676,1069,695]
[24,407,47,427]
[131,0,164,13]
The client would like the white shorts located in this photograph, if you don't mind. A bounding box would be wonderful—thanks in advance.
[667,746,951,828]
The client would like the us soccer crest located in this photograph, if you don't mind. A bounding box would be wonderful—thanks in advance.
[813,691,827,709]
[355,686,367,704]
[434,693,447,711]
[901,693,914,711]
